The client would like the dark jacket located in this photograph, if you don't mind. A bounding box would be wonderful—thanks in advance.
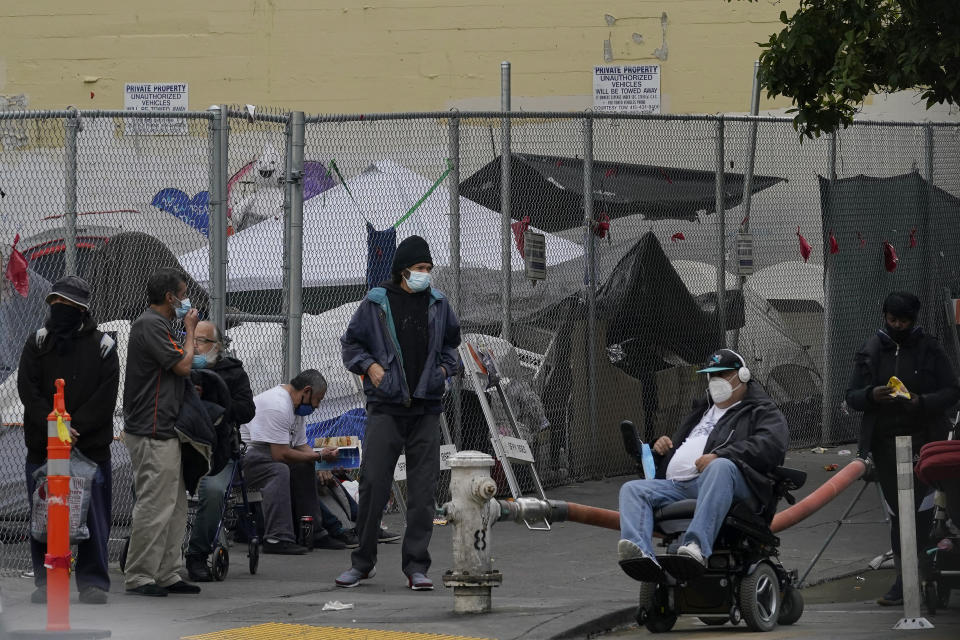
[209,355,256,446]
[341,286,461,408]
[846,327,960,456]
[179,370,232,494]
[17,315,120,465]
[656,382,789,516]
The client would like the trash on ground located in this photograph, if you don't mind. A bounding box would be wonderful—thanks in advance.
[322,600,355,611]
[837,449,851,456]
[810,447,827,454]
[434,517,449,526]
[823,464,839,472]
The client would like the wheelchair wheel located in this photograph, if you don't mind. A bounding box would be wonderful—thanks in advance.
[637,582,677,633]
[212,545,229,582]
[698,617,727,626]
[739,562,780,632]
[778,585,804,626]
[248,539,260,575]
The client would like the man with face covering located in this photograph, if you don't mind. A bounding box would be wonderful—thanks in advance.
[846,291,960,606]
[618,349,789,582]
[183,321,256,581]
[337,235,461,590]
[17,276,119,605]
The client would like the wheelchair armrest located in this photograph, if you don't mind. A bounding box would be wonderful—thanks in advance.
[769,466,807,491]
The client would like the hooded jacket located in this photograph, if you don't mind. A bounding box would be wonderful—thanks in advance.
[18,314,119,465]
[655,382,789,518]
[846,327,960,455]
[179,369,232,493]
[209,355,256,439]
[340,285,460,411]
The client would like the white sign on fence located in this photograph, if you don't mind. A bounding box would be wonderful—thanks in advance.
[499,436,535,463]
[593,65,660,114]
[123,82,189,135]
[394,444,458,481]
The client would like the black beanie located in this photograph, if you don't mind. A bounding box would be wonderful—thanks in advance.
[391,235,432,274]
[882,291,921,320]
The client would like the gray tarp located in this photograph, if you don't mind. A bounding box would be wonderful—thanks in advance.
[0,270,51,385]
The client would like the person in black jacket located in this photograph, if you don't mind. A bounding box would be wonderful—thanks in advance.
[184,320,256,581]
[17,276,119,605]
[845,291,960,606]
[618,349,789,582]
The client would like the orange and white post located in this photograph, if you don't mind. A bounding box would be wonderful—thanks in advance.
[44,378,73,631]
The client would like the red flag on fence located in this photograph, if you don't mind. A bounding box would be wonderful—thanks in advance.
[5,234,29,296]
[797,227,812,262]
[828,230,839,255]
[909,228,918,248]
[857,231,866,248]
[884,242,899,273]
[511,216,531,256]
[670,232,685,242]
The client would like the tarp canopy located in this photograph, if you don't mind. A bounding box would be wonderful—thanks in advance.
[459,153,786,232]
[0,269,51,385]
[180,160,584,292]
[748,261,824,307]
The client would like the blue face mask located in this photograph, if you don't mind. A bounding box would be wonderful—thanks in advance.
[174,296,192,320]
[405,270,431,292]
[294,390,314,417]
[191,354,208,369]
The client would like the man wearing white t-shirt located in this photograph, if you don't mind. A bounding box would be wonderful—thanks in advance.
[241,369,339,554]
[617,349,789,582]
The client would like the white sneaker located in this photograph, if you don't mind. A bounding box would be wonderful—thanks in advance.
[677,541,706,566]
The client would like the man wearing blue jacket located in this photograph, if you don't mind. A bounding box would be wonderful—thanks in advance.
[336,235,461,590]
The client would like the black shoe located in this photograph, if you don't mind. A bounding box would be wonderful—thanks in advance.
[165,580,201,594]
[658,553,707,581]
[333,529,360,549]
[262,539,308,555]
[126,584,168,597]
[78,585,108,604]
[30,586,46,604]
[378,526,401,543]
[314,533,348,550]
[186,553,213,582]
[877,575,904,606]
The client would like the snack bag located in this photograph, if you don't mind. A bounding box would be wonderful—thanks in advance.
[886,376,911,400]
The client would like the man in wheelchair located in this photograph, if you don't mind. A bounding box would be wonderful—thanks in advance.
[618,349,789,585]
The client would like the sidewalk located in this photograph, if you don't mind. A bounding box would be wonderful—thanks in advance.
[0,446,954,639]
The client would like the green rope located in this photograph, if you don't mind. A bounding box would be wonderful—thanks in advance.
[394,159,454,228]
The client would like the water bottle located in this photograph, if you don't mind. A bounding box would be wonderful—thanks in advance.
[640,442,656,480]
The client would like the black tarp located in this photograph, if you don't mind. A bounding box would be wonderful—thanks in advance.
[820,172,960,440]
[459,153,786,232]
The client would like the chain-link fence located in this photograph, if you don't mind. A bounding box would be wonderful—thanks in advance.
[2,108,959,572]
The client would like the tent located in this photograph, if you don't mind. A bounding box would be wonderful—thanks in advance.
[459,153,786,232]
[179,160,584,294]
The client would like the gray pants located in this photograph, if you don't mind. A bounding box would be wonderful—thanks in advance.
[242,444,330,543]
[123,433,187,589]
[351,411,440,577]
[186,459,236,556]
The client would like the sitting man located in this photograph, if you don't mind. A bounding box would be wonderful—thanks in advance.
[618,349,789,581]
[240,369,355,554]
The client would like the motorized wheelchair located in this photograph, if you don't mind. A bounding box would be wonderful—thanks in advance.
[620,420,807,632]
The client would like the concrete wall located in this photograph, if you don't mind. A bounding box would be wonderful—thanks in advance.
[0,0,801,114]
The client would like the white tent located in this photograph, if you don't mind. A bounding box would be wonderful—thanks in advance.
[179,160,584,292]
[671,259,737,297]
[748,261,824,306]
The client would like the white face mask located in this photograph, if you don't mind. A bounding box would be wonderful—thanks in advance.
[707,376,741,404]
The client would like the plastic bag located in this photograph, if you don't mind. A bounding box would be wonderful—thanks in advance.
[30,450,98,544]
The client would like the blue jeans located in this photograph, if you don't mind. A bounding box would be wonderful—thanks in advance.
[618,457,757,558]
[186,459,236,555]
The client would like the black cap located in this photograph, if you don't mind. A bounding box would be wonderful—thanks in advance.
[882,291,921,320]
[697,348,746,374]
[391,235,432,274]
[45,275,91,310]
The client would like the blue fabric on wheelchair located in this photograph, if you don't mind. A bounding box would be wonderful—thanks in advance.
[306,408,367,443]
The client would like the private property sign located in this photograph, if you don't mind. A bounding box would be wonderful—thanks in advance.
[123,82,189,135]
[593,65,660,114]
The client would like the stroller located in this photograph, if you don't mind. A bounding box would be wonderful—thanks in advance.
[620,420,807,632]
[915,423,960,614]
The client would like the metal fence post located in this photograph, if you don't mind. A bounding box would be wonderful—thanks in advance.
[731,61,761,351]
[208,105,228,331]
[821,132,838,445]
[286,112,306,379]
[500,61,512,343]
[714,116,727,342]
[583,115,599,473]
[921,125,935,314]
[448,113,463,443]
[281,115,294,382]
[63,110,80,277]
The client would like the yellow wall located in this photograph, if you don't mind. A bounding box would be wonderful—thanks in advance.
[0,0,797,114]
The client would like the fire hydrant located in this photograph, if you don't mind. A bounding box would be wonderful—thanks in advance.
[442,451,502,613]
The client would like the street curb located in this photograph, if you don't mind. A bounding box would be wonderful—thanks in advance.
[549,606,636,639]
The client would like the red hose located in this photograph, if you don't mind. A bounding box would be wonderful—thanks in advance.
[770,458,867,533]
[565,502,621,531]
